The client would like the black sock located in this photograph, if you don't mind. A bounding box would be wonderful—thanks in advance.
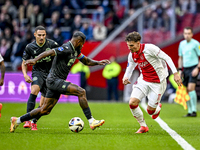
[27,94,37,113]
[83,107,92,120]
[32,106,41,123]
[20,113,32,122]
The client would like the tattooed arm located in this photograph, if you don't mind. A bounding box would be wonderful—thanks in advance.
[80,56,110,66]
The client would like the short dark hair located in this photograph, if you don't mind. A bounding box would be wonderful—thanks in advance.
[35,25,46,32]
[72,31,86,42]
[125,31,141,42]
[184,27,193,33]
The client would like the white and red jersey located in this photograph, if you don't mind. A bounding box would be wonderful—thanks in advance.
[123,43,177,83]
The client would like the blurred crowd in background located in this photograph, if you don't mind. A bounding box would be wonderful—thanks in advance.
[0,0,200,71]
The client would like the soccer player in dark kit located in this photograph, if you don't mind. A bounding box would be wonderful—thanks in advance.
[22,26,59,130]
[10,31,110,132]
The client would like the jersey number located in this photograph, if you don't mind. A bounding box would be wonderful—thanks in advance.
[67,58,76,66]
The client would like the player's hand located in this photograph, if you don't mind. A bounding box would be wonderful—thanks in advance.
[174,72,182,86]
[24,59,37,66]
[0,78,4,86]
[24,74,33,83]
[192,67,199,77]
[98,60,110,65]
[123,77,131,85]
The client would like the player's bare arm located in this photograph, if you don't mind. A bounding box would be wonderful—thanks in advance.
[25,49,56,66]
[0,60,5,86]
[80,56,110,66]
[21,60,33,83]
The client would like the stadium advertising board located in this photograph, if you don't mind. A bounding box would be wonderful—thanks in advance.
[0,73,79,103]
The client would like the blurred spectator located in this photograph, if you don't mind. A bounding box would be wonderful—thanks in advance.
[92,5,104,23]
[106,10,120,28]
[4,0,18,19]
[102,56,121,101]
[124,9,137,34]
[3,27,14,45]
[143,8,153,29]
[63,11,74,27]
[161,11,170,31]
[10,35,22,71]
[100,0,113,15]
[46,11,61,34]
[71,15,82,36]
[0,12,13,31]
[148,11,162,29]
[93,22,107,41]
[80,21,93,41]
[12,19,20,36]
[30,5,44,27]
[50,27,64,45]
[18,0,33,25]
[11,31,33,70]
[106,22,114,36]
[41,0,52,18]
[0,38,11,61]
[182,0,196,14]
[51,0,63,17]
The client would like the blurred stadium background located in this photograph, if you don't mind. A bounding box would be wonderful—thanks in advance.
[0,0,200,102]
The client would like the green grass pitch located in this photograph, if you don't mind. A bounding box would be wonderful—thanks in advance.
[0,102,200,150]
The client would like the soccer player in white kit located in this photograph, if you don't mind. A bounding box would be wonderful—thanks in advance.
[123,32,182,133]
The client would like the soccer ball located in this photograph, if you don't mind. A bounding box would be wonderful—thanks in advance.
[69,117,84,133]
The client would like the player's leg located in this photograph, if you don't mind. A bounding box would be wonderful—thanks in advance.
[129,87,148,133]
[147,80,167,119]
[31,95,46,130]
[64,83,105,130]
[24,84,40,128]
[10,97,58,133]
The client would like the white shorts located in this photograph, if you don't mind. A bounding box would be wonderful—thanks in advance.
[130,77,167,108]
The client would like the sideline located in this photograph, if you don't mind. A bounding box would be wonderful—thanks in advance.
[140,102,195,150]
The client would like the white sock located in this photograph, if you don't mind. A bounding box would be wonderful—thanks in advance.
[88,117,94,124]
[130,107,147,127]
[17,118,22,124]
[152,104,161,115]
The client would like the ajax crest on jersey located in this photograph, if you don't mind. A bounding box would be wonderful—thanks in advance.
[69,117,84,133]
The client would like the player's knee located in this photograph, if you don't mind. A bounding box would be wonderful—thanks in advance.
[31,89,40,95]
[147,109,155,115]
[129,98,139,109]
[78,88,86,96]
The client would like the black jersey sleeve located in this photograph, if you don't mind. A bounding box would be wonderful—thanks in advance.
[51,41,59,49]
[22,45,32,60]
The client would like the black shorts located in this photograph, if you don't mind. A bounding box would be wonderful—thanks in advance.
[31,71,48,96]
[46,74,71,100]
[182,65,198,87]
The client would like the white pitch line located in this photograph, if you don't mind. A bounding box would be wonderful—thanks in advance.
[140,102,195,150]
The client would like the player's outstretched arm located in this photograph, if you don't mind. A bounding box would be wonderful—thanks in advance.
[80,56,110,66]
[25,49,56,66]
